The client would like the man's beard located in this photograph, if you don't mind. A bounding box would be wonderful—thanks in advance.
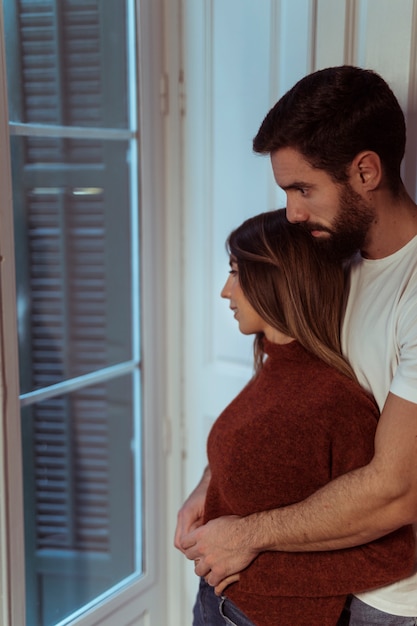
[300,183,375,262]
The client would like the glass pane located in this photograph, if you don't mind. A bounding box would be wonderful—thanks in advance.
[11,135,134,394]
[4,0,129,129]
[21,374,140,626]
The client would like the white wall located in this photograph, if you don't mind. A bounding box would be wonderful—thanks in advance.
[168,0,417,621]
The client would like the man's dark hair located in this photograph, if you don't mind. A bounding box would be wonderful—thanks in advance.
[253,66,406,193]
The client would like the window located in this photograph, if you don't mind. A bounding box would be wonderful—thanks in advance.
[0,1,166,624]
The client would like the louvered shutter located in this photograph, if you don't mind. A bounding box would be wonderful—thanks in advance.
[5,2,138,624]
[21,376,135,625]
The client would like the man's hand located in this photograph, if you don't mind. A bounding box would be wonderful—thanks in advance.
[181,515,259,587]
[214,574,241,596]
[174,467,211,553]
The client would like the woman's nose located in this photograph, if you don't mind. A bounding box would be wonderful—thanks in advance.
[221,276,232,299]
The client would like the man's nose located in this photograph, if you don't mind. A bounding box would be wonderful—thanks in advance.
[286,199,309,223]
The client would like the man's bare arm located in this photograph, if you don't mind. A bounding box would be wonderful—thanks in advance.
[182,393,417,586]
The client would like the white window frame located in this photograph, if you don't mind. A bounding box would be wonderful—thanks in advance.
[0,4,24,622]
[0,0,176,623]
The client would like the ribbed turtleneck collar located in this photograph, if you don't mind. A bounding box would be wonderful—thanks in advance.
[262,337,303,362]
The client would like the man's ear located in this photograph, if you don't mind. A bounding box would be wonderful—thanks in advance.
[349,151,382,191]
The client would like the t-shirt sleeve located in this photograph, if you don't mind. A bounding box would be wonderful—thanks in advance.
[390,280,417,404]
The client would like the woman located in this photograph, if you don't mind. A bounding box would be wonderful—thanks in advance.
[191,209,414,626]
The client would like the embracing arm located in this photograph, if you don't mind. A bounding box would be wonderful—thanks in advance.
[183,393,417,587]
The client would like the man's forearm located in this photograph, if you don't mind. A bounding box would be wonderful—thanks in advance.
[186,457,416,586]
[242,462,416,553]
[187,394,417,586]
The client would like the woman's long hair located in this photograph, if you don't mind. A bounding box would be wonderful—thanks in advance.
[226,209,356,381]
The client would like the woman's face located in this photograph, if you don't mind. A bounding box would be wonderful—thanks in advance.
[221,260,266,336]
[221,258,295,345]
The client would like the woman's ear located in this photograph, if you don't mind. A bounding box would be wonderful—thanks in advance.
[349,151,382,192]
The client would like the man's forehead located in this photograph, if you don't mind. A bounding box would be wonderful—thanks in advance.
[271,148,315,182]
[271,147,312,170]
[270,148,335,187]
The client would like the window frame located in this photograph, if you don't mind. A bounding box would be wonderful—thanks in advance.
[0,0,169,623]
[0,4,24,622]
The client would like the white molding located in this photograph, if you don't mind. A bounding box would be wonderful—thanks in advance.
[315,0,348,68]
[180,0,215,615]
[344,0,358,65]
[0,2,26,624]
[269,0,281,102]
[162,0,190,621]
[404,0,417,198]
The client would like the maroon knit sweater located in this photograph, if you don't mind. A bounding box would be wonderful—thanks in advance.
[204,339,415,626]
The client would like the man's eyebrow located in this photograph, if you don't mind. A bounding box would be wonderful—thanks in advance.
[279,180,312,191]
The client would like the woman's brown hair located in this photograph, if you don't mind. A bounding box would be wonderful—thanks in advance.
[226,209,356,381]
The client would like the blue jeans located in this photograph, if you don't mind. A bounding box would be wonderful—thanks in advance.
[192,578,255,626]
[348,597,417,625]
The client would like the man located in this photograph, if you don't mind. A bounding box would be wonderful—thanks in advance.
[175,66,417,624]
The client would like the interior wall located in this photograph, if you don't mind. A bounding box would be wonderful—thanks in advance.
[171,0,417,620]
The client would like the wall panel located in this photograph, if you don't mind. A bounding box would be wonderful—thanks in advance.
[178,0,417,620]
[316,0,348,67]
[404,1,417,196]
[356,0,414,104]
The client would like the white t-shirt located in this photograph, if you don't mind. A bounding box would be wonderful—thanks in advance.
[341,234,417,616]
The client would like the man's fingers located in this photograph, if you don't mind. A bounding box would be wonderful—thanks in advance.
[183,543,202,563]
[194,558,210,578]
[173,525,183,550]
[203,567,233,589]
[174,525,193,552]
[214,574,240,596]
[181,529,198,551]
